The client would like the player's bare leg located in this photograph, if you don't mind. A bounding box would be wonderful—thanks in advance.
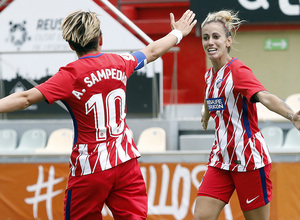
[193,196,226,220]
[243,203,270,220]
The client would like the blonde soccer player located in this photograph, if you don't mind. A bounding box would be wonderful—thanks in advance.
[194,9,300,220]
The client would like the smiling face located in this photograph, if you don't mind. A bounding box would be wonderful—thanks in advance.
[201,22,233,70]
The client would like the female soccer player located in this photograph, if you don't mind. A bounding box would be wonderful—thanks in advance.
[0,9,196,219]
[193,10,300,220]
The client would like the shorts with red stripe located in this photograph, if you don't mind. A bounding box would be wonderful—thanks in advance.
[64,158,147,219]
[197,164,272,211]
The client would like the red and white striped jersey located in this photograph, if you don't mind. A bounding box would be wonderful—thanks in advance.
[36,52,147,176]
[205,58,272,172]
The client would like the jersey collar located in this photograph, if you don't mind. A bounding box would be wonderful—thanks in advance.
[79,53,104,59]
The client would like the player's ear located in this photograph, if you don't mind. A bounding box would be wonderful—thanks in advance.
[226,36,232,48]
[68,42,75,51]
[99,35,103,46]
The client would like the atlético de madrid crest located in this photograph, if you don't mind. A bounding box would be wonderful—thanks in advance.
[216,78,224,89]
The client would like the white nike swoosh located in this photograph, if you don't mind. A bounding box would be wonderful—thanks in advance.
[246,195,260,204]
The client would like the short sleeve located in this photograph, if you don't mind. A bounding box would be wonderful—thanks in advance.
[231,63,266,102]
[35,69,74,104]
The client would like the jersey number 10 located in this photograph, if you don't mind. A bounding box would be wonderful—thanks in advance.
[85,89,126,141]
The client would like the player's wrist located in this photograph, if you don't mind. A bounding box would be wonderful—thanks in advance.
[169,29,183,45]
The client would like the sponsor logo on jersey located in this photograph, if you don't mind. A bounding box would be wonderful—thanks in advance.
[207,97,226,112]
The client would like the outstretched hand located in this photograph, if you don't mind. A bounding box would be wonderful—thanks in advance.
[201,117,209,131]
[170,10,197,37]
[201,105,210,131]
[292,110,300,130]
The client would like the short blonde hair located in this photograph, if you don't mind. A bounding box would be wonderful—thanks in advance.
[201,10,243,38]
[61,10,101,47]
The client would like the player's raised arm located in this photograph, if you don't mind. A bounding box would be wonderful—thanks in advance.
[255,91,294,120]
[0,88,45,113]
[140,9,197,63]
[255,91,300,131]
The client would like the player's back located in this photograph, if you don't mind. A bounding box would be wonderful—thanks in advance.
[62,53,136,144]
[61,53,140,176]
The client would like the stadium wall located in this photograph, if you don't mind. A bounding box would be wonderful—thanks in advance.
[1,161,300,219]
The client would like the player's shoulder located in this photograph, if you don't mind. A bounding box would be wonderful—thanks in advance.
[228,58,249,68]
[58,57,90,76]
[204,67,213,78]
[205,67,213,74]
[120,53,137,62]
[227,58,251,72]
[104,53,137,63]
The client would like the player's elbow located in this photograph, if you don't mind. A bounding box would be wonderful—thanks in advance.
[23,99,32,110]
[20,90,39,110]
[144,51,158,63]
[142,47,161,64]
[17,94,32,110]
